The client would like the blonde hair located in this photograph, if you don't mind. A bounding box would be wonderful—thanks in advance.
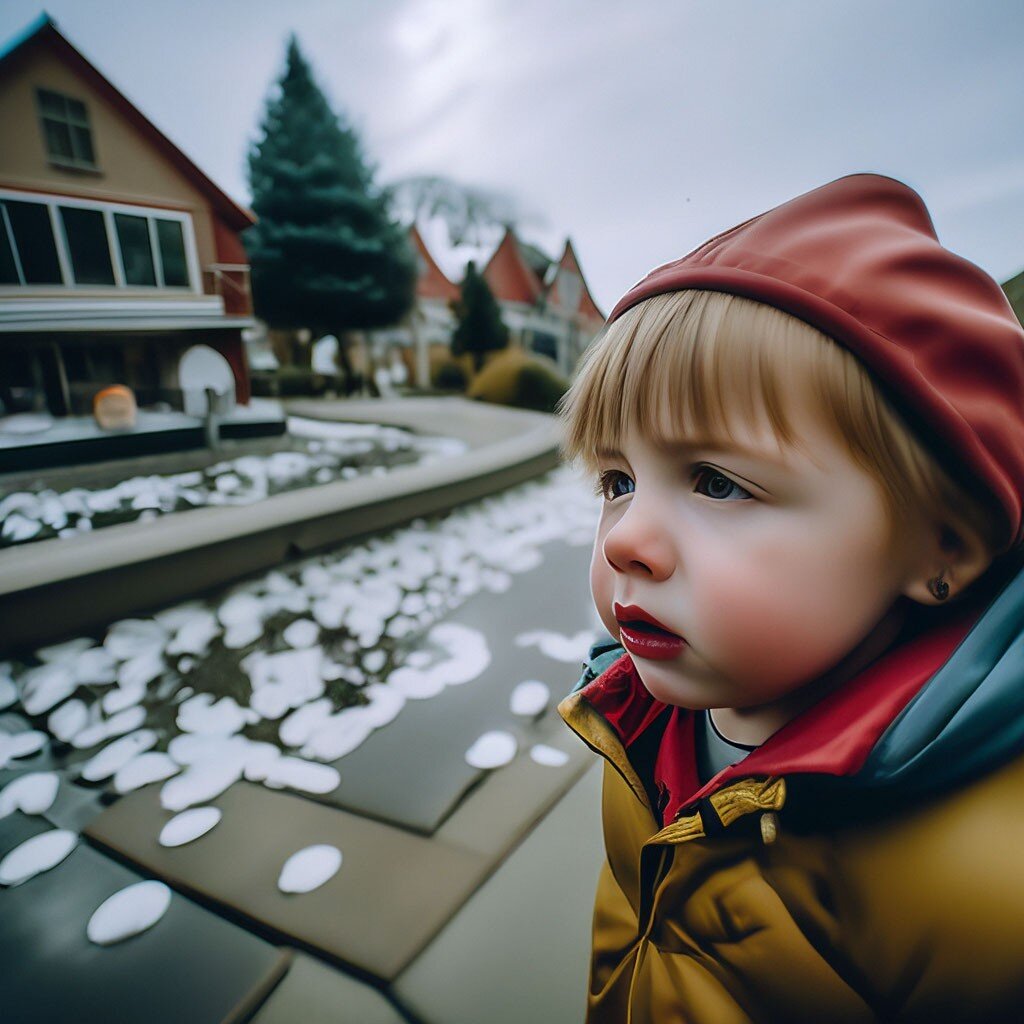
[557,290,1002,557]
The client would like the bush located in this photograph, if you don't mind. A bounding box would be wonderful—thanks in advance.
[433,360,469,391]
[467,347,568,413]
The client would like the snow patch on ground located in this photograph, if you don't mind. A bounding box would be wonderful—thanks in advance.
[278,844,342,894]
[87,880,171,945]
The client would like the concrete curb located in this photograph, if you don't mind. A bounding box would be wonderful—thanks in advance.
[0,398,564,653]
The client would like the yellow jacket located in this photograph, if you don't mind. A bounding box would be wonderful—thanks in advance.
[558,582,1024,1023]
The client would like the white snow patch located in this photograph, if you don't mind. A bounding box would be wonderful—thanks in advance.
[87,880,171,945]
[283,618,319,649]
[80,730,158,782]
[159,807,222,847]
[48,699,89,743]
[279,699,332,748]
[20,662,78,715]
[0,730,47,767]
[260,757,340,794]
[465,730,518,770]
[160,758,243,812]
[530,744,570,767]
[176,694,250,736]
[0,772,60,817]
[0,829,77,886]
[278,844,342,894]
[510,680,551,717]
[0,675,16,711]
[114,752,180,794]
[515,629,598,664]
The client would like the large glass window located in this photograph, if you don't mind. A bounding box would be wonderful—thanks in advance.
[114,213,156,286]
[155,219,188,287]
[60,206,115,285]
[3,200,62,284]
[0,194,193,290]
[37,89,97,169]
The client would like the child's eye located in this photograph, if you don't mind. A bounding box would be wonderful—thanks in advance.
[595,469,634,501]
[691,465,753,501]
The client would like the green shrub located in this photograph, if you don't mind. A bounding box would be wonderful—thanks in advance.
[467,347,568,413]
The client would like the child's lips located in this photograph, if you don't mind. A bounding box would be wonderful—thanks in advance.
[617,621,688,660]
[612,603,687,661]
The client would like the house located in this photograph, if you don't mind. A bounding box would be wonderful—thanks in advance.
[0,13,256,419]
[376,220,605,386]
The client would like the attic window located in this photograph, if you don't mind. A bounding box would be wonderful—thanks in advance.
[36,88,97,170]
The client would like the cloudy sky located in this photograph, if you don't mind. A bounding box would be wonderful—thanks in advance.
[3,0,1022,312]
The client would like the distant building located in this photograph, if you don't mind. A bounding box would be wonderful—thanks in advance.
[374,220,605,387]
[0,13,256,418]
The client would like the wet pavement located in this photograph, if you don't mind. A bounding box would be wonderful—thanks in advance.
[0,465,608,1023]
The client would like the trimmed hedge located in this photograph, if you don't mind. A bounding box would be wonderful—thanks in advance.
[467,347,568,414]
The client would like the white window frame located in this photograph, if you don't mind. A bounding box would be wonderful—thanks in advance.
[0,187,200,294]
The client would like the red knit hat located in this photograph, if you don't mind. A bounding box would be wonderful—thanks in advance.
[608,174,1024,551]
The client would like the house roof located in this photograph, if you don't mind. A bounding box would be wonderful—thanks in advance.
[483,226,545,305]
[0,13,255,232]
[409,223,459,303]
[546,239,605,323]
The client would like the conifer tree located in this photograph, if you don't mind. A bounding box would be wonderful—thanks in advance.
[450,261,510,373]
[246,36,415,383]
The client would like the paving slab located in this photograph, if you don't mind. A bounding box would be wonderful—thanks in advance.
[250,952,407,1024]
[309,537,595,833]
[84,780,492,981]
[394,761,605,1024]
[0,811,290,1024]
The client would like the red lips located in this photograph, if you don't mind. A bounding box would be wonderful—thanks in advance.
[613,602,687,661]
[613,602,682,638]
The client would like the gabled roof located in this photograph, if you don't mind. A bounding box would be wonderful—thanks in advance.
[546,238,605,323]
[0,13,255,231]
[409,223,459,303]
[483,226,544,305]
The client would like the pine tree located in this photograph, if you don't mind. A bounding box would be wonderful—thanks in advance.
[450,261,510,373]
[246,36,415,385]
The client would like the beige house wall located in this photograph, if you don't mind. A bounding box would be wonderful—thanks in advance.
[0,45,219,299]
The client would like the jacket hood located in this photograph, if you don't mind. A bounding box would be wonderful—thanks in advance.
[569,554,1024,818]
[607,173,1024,551]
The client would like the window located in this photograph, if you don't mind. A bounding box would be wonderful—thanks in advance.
[114,213,156,286]
[155,219,188,287]
[37,89,97,169]
[59,206,115,285]
[2,200,62,284]
[0,192,195,290]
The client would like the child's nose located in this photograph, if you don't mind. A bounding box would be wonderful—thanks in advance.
[601,503,676,580]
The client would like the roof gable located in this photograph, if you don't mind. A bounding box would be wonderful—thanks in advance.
[483,226,544,305]
[546,238,605,323]
[0,13,254,231]
[410,223,459,303]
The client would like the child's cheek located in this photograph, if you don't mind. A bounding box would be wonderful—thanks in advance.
[589,534,619,638]
[695,561,846,689]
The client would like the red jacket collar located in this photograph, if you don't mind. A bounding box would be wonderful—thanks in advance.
[580,601,983,822]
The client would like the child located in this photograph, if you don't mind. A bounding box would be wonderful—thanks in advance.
[556,173,1024,1023]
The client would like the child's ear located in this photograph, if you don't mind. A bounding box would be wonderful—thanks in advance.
[902,522,994,606]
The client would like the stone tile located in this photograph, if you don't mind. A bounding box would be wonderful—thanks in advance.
[0,812,290,1024]
[85,780,491,981]
[250,952,407,1024]
[309,537,595,833]
[395,763,605,1024]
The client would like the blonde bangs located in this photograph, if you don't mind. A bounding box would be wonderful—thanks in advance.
[558,290,837,469]
[557,289,1003,553]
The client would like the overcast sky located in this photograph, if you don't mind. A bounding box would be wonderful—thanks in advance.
[3,0,1023,312]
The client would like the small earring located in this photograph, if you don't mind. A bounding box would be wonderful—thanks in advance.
[928,569,950,602]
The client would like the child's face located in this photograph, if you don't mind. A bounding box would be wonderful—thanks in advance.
[589,393,924,721]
